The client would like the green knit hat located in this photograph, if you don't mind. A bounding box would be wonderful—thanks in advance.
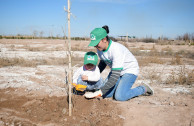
[84,51,98,65]
[88,28,107,46]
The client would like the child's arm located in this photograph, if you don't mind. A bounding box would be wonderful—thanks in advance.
[73,67,83,83]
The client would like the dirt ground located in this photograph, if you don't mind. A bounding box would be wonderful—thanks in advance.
[0,39,194,126]
[118,85,194,126]
[0,88,123,126]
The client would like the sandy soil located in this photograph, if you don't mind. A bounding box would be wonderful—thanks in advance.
[118,85,194,126]
[0,39,194,126]
[0,88,123,126]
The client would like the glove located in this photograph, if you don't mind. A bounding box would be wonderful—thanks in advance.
[84,90,103,99]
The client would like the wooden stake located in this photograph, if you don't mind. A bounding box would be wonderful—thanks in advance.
[67,0,72,116]
[64,0,76,116]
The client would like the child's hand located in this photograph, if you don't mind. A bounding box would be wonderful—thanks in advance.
[82,75,88,81]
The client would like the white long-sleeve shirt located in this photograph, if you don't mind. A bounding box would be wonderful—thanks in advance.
[97,40,139,76]
[73,66,101,83]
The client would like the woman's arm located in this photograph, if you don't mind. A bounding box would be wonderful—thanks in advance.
[100,70,121,95]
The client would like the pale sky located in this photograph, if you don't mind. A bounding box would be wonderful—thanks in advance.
[0,0,194,39]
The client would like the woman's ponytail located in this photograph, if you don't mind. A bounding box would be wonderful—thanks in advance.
[102,25,109,41]
[102,25,109,34]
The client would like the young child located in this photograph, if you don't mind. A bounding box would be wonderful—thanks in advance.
[73,51,104,91]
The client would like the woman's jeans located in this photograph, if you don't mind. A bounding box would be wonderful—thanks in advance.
[77,75,104,91]
[103,73,145,101]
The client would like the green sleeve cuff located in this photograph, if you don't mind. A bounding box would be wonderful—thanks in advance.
[112,68,123,70]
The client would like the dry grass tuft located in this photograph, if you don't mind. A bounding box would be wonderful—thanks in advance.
[0,57,70,67]
[170,54,182,65]
[166,66,194,85]
[161,46,172,52]
[0,57,37,67]
[0,56,83,68]
[137,56,164,66]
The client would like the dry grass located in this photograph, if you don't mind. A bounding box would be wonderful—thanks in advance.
[0,56,83,68]
[72,46,96,52]
[140,65,194,86]
[71,55,84,67]
[0,57,68,67]
[170,54,182,65]
[145,68,163,85]
[1,39,193,87]
[0,57,37,67]
[137,56,164,66]
[166,66,194,85]
[161,46,172,52]
[27,46,66,51]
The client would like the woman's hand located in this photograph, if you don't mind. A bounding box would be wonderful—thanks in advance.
[82,75,88,81]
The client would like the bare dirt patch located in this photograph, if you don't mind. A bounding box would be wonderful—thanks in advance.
[0,88,123,126]
[117,85,194,126]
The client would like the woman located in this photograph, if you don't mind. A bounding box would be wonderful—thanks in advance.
[84,26,153,101]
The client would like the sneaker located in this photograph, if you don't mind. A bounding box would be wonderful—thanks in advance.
[142,83,154,96]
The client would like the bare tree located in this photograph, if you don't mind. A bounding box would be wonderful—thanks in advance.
[61,26,67,41]
[39,31,44,38]
[33,30,38,39]
[183,33,189,41]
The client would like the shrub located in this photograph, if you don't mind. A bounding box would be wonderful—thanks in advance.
[142,38,156,43]
[166,66,194,85]
[170,54,182,65]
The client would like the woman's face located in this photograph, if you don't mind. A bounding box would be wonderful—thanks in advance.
[95,38,108,51]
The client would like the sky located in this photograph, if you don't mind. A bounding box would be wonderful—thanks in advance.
[0,0,194,39]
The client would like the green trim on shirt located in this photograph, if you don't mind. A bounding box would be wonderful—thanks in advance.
[103,39,112,52]
[112,68,123,70]
[104,60,111,63]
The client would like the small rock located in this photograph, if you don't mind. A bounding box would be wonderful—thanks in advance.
[118,115,125,120]
[169,101,174,106]
[0,121,4,125]
[62,108,67,114]
[149,101,161,105]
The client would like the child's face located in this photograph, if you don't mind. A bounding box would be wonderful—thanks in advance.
[85,64,95,70]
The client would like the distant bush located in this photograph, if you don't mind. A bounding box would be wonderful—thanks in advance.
[176,33,194,45]
[109,36,117,42]
[141,38,156,43]
[0,35,90,40]
[72,37,85,41]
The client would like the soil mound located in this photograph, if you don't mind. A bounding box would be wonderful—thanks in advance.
[0,88,123,126]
